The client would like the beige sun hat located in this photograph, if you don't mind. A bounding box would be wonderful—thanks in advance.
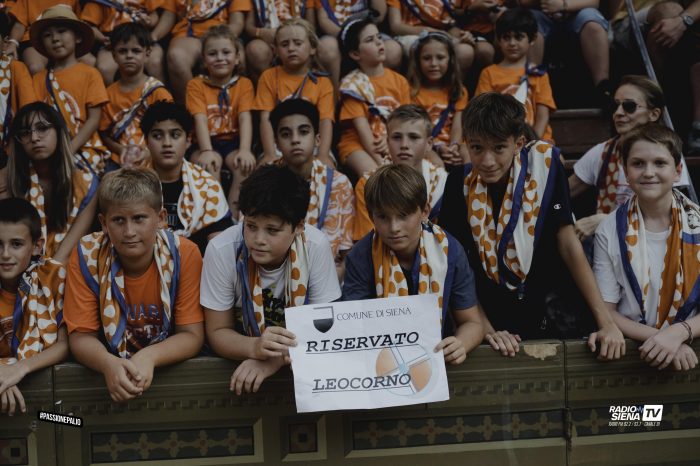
[29,5,94,59]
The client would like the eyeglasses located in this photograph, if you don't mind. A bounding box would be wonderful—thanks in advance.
[613,100,646,114]
[15,123,54,143]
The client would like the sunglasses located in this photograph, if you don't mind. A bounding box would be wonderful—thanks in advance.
[613,100,646,114]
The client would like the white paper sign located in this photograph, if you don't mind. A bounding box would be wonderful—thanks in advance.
[285,294,449,413]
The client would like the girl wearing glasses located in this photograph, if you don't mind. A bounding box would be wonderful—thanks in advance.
[3,102,98,264]
[568,75,690,241]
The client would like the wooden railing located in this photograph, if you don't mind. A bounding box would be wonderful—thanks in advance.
[2,340,700,466]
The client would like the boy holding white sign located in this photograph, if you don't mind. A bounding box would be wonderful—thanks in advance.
[343,165,484,365]
[201,165,342,395]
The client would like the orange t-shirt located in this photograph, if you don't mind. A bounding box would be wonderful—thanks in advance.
[412,85,468,145]
[475,64,557,141]
[460,0,502,34]
[100,80,173,150]
[241,0,313,26]
[81,0,165,33]
[8,0,81,41]
[313,0,366,27]
[0,289,14,358]
[186,75,254,140]
[63,237,204,354]
[337,68,410,161]
[33,63,109,133]
[386,0,458,28]
[253,66,334,122]
[166,0,248,38]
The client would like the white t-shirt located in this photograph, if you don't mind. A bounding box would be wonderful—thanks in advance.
[200,224,341,314]
[593,211,698,326]
[574,140,691,209]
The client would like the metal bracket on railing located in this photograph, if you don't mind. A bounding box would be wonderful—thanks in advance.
[624,0,699,202]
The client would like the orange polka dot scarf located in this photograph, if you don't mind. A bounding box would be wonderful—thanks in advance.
[616,190,700,328]
[403,0,458,28]
[86,0,147,23]
[27,163,98,258]
[174,160,230,238]
[307,159,334,229]
[0,260,65,365]
[464,141,558,293]
[318,0,366,27]
[236,231,310,337]
[109,76,166,146]
[422,159,447,220]
[185,0,232,35]
[596,136,622,214]
[371,221,449,316]
[340,69,392,140]
[0,54,13,146]
[254,0,306,29]
[45,69,111,175]
[76,230,181,358]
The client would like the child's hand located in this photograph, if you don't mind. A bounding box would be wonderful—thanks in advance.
[0,386,25,416]
[373,135,389,159]
[457,30,475,46]
[446,143,463,165]
[588,323,625,361]
[435,336,467,365]
[671,344,698,371]
[129,351,155,392]
[103,357,143,402]
[254,326,297,360]
[196,150,223,177]
[257,153,278,166]
[1,40,17,59]
[485,330,521,357]
[639,323,687,369]
[230,358,285,395]
[0,362,29,394]
[231,150,257,177]
[574,214,606,241]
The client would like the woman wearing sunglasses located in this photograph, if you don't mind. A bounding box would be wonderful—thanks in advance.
[568,75,690,240]
[2,102,98,264]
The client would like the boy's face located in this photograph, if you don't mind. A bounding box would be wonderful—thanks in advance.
[387,118,432,169]
[0,223,42,289]
[497,31,531,63]
[99,202,166,263]
[467,134,524,184]
[203,36,238,80]
[276,114,319,166]
[371,205,429,260]
[243,215,303,270]
[624,140,681,203]
[41,25,80,61]
[112,36,150,76]
[146,119,188,172]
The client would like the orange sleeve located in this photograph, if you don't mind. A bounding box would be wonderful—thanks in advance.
[63,247,101,334]
[534,72,557,110]
[186,79,209,116]
[232,0,253,11]
[339,97,368,122]
[352,177,373,241]
[455,85,469,111]
[173,238,204,325]
[80,3,105,27]
[318,76,335,122]
[475,66,494,96]
[10,60,36,113]
[151,86,174,103]
[7,0,28,26]
[253,69,277,112]
[85,67,109,107]
[398,74,411,105]
[236,77,254,113]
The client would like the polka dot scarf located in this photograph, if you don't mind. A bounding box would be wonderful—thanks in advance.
[27,163,98,258]
[254,0,305,29]
[340,69,392,140]
[616,190,700,328]
[110,76,166,144]
[0,260,65,365]
[236,231,310,337]
[402,0,458,28]
[76,230,180,358]
[596,136,621,214]
[463,141,557,293]
[422,159,447,218]
[371,222,449,312]
[174,160,230,238]
[45,68,111,175]
[306,159,334,229]
[186,0,232,21]
[0,54,13,146]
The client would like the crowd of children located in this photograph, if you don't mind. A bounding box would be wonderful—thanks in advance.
[1,1,700,415]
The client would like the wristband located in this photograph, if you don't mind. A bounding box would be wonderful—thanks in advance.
[5,38,18,47]
[680,321,693,345]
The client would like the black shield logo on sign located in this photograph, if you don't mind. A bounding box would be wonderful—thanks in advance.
[313,306,334,333]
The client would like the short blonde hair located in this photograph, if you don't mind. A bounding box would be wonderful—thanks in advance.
[98,167,162,214]
[275,18,322,71]
[365,165,427,217]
